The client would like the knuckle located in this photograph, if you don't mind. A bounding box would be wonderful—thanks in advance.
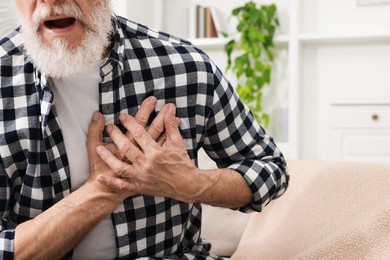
[133,154,144,164]
[135,114,148,125]
[131,126,144,138]
[150,123,164,134]
[118,141,131,155]
[114,164,125,175]
[143,162,156,174]
[117,181,128,191]
[152,150,164,161]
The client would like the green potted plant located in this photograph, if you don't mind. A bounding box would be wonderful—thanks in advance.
[224,1,280,128]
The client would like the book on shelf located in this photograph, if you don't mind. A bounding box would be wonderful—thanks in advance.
[205,7,218,38]
[208,6,224,37]
[189,5,220,39]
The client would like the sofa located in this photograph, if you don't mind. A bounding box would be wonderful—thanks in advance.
[199,153,390,259]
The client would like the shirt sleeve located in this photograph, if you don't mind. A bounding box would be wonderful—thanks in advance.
[0,161,15,259]
[202,62,289,213]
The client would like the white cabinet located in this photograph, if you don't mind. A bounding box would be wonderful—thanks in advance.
[325,106,390,163]
[112,0,390,163]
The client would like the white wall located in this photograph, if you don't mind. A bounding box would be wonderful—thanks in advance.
[300,0,390,160]
[0,2,19,37]
[111,0,129,19]
[111,0,162,30]
[301,0,390,34]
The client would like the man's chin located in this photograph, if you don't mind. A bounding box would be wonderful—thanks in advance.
[27,31,109,78]
[19,1,113,78]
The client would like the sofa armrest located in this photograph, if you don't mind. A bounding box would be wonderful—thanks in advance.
[198,148,251,258]
[202,205,250,258]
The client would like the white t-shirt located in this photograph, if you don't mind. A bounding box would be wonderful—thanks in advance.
[51,60,117,259]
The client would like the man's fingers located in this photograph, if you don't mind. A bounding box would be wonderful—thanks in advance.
[164,104,182,143]
[96,145,134,177]
[145,103,171,141]
[134,96,157,127]
[120,102,173,143]
[122,96,157,144]
[121,114,161,154]
[106,123,146,164]
[87,112,105,154]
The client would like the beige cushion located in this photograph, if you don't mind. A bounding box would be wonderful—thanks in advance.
[232,160,390,259]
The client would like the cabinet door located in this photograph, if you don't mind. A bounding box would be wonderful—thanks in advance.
[321,105,390,164]
[330,130,390,164]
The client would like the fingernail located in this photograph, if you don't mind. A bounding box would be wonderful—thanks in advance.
[96,175,106,184]
[148,96,157,104]
[169,104,176,115]
[96,146,105,155]
[106,125,113,133]
[119,114,127,121]
[93,112,100,122]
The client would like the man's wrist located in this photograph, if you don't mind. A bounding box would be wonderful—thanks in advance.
[191,169,219,204]
[193,168,253,208]
[79,179,124,214]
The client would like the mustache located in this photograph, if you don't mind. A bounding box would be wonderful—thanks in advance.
[32,4,87,29]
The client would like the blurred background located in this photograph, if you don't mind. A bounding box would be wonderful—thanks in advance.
[0,2,18,37]
[2,0,389,164]
[111,0,390,164]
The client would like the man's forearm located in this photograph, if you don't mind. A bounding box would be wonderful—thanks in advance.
[14,181,122,260]
[195,168,252,209]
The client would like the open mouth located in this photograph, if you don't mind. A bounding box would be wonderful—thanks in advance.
[44,17,76,29]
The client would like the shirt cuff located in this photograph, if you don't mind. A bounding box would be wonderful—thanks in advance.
[229,159,288,213]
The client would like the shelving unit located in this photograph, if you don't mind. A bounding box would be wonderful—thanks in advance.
[114,0,390,163]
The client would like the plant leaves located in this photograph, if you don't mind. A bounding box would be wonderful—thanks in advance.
[224,0,279,130]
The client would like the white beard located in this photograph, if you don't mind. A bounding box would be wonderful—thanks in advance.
[17,2,113,79]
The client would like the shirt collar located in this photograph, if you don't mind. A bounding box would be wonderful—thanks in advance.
[102,14,127,76]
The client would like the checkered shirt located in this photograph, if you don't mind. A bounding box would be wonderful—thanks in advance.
[0,15,289,259]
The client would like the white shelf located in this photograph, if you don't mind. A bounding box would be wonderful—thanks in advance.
[299,32,390,44]
[190,35,290,49]
[190,32,390,48]
[190,38,229,49]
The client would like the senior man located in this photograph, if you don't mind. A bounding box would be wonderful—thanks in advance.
[0,0,289,259]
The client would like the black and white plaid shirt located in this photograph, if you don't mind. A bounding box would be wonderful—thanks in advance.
[0,15,289,259]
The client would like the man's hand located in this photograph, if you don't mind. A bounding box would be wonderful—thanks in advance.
[87,96,173,197]
[95,104,212,203]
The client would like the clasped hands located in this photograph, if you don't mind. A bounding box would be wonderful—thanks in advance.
[87,96,208,204]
